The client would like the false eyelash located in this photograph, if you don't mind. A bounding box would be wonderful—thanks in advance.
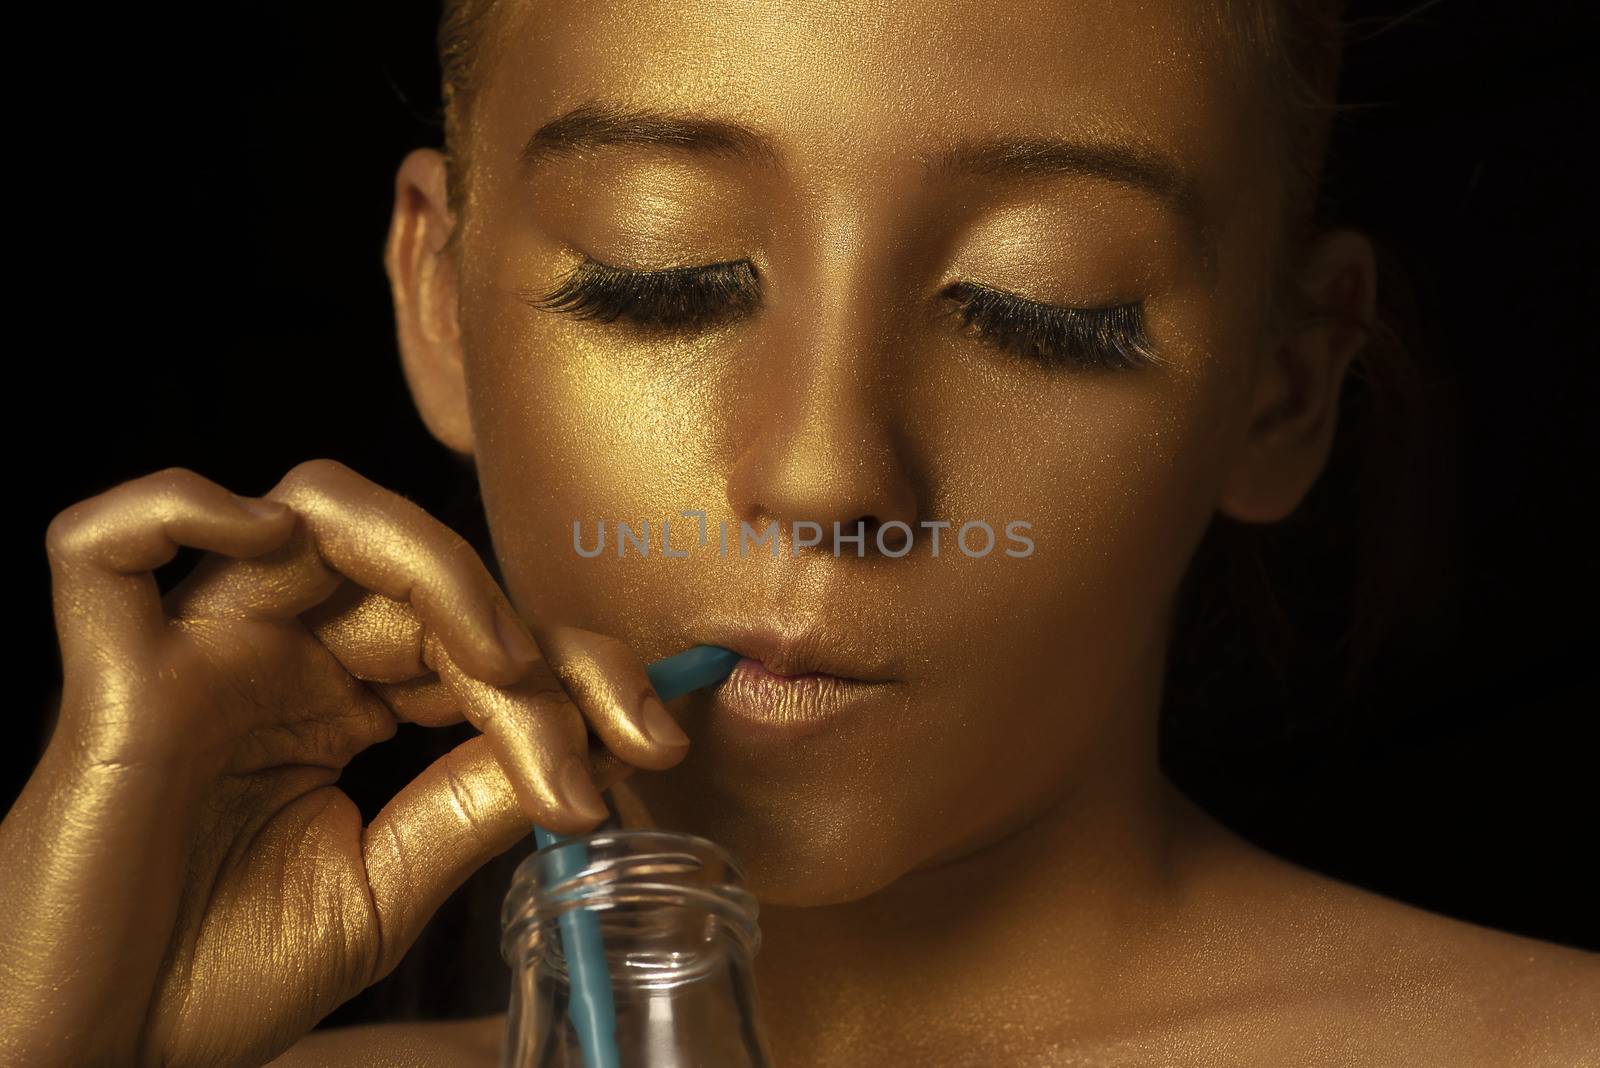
[524,256,761,329]
[527,256,1158,373]
[936,281,1161,371]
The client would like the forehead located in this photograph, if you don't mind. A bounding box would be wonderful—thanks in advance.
[481,0,1258,184]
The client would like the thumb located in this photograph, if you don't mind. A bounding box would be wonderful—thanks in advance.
[360,735,638,979]
[361,735,530,979]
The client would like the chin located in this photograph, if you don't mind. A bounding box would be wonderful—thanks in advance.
[622,776,925,908]
[743,843,911,909]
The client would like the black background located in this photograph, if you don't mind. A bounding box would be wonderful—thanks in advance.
[7,0,1595,1026]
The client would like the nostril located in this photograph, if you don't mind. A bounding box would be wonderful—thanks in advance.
[870,517,914,556]
[841,514,915,557]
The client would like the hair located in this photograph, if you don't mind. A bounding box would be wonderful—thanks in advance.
[330,0,1452,1024]
[1162,1,1450,769]
[435,0,492,242]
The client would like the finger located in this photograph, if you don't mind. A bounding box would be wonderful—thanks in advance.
[534,624,690,770]
[362,735,529,978]
[362,731,640,980]
[586,740,636,795]
[302,591,687,776]
[168,541,449,724]
[299,583,431,685]
[270,459,540,688]
[45,467,296,668]
[261,577,465,725]
[173,457,538,688]
[425,631,610,836]
[298,584,487,728]
[368,676,463,727]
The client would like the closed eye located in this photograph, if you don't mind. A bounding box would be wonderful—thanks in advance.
[521,255,761,330]
[523,255,1160,372]
[935,281,1162,372]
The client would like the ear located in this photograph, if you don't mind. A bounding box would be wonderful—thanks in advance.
[385,148,474,457]
[1218,228,1376,523]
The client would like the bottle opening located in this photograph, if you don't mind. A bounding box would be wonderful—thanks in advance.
[501,828,762,988]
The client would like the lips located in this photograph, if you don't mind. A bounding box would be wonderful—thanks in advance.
[702,625,899,741]
[698,622,897,683]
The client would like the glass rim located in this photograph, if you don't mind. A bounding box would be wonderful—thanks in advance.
[500,827,761,967]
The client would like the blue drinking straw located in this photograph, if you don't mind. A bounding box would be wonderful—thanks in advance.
[532,644,743,1068]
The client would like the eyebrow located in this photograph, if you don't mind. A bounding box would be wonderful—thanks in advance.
[520,100,785,171]
[520,101,1214,259]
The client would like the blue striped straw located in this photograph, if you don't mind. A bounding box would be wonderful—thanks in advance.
[532,644,743,1068]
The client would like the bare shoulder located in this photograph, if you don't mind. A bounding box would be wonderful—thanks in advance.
[1173,803,1600,1067]
[266,1013,506,1068]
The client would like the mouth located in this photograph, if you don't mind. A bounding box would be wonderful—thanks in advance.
[702,623,897,682]
[697,623,899,740]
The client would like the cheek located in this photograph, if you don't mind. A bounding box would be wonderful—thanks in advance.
[914,349,1238,667]
[461,292,736,623]
[890,359,1237,778]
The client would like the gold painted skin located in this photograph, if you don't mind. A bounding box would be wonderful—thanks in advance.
[2,2,1596,1068]
[0,461,676,1067]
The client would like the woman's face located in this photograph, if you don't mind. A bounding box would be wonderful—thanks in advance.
[443,0,1286,904]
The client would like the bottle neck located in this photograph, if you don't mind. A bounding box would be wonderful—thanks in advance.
[501,828,762,984]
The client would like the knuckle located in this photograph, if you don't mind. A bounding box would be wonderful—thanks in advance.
[44,502,94,560]
[440,528,486,576]
[525,671,576,711]
[277,460,434,542]
[563,632,646,700]
[145,465,211,494]
[529,686,586,741]
[47,468,223,562]
[291,456,355,481]
[591,631,639,665]
[277,457,360,500]
[547,657,599,706]
[439,749,494,849]
[140,467,228,515]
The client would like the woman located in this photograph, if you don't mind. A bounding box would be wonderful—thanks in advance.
[2,0,1594,1064]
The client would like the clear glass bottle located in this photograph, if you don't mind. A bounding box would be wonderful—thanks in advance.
[500,828,774,1068]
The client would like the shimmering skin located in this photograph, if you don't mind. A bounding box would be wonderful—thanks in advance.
[0,462,673,1066]
[3,1,1596,1067]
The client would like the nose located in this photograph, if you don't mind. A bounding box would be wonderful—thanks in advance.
[723,294,921,559]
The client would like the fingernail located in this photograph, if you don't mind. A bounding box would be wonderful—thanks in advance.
[638,693,689,748]
[494,605,543,669]
[557,753,610,822]
[237,496,288,519]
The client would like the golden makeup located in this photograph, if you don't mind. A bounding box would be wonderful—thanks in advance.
[363,4,1431,1060]
[434,0,1269,907]
[6,3,1594,1066]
